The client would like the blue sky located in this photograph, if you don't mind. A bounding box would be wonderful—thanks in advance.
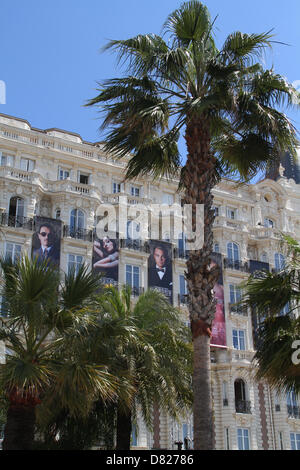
[1,0,300,159]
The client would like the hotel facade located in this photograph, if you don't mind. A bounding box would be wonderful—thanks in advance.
[0,112,299,450]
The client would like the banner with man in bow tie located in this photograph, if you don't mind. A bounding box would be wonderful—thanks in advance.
[148,240,173,304]
[31,216,62,268]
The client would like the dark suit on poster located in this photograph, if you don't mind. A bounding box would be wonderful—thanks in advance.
[32,245,60,267]
[148,264,173,291]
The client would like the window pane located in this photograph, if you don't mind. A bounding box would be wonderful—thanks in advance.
[126,265,132,286]
[239,331,245,350]
[133,266,139,289]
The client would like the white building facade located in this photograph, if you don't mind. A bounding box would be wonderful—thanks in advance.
[0,113,299,450]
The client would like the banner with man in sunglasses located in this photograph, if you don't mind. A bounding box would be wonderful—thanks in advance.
[32,216,62,268]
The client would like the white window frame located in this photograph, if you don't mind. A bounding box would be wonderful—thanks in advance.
[290,432,300,450]
[229,284,242,304]
[130,185,140,198]
[20,157,35,172]
[227,242,240,262]
[77,171,89,185]
[232,329,246,351]
[125,264,140,291]
[275,253,285,271]
[112,181,121,194]
[237,428,250,450]
[162,192,174,205]
[58,167,70,180]
[5,242,22,263]
[0,152,14,167]
[70,209,85,230]
[227,207,237,220]
[68,254,84,275]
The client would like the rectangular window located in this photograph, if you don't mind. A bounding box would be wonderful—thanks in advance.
[5,243,22,263]
[126,265,140,295]
[229,284,242,304]
[162,192,174,205]
[222,382,228,406]
[279,432,284,450]
[237,428,250,450]
[78,173,89,185]
[179,274,187,304]
[58,168,70,180]
[20,157,35,172]
[227,207,236,220]
[225,427,230,450]
[68,254,84,275]
[130,185,140,197]
[232,329,246,350]
[0,152,14,166]
[290,433,300,450]
[113,182,121,194]
[213,206,219,217]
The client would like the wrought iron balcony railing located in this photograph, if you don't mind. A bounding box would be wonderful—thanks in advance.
[224,258,249,272]
[0,213,34,230]
[235,399,252,414]
[63,225,93,241]
[178,293,188,305]
[130,286,145,297]
[229,303,248,316]
[287,405,300,419]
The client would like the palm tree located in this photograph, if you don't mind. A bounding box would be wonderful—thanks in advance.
[91,285,193,450]
[0,256,117,450]
[241,235,300,393]
[86,1,298,448]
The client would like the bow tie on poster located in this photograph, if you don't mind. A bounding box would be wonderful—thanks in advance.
[156,268,165,273]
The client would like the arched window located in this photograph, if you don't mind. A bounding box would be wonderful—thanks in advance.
[261,252,268,263]
[55,208,61,220]
[70,209,85,236]
[286,390,299,419]
[264,218,274,228]
[227,242,240,269]
[8,196,25,227]
[234,379,250,414]
[275,253,285,271]
[214,243,220,253]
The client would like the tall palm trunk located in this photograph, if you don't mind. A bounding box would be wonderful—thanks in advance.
[2,403,36,450]
[184,117,219,450]
[116,406,132,450]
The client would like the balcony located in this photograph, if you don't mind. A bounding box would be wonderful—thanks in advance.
[120,238,145,252]
[173,247,189,260]
[0,213,34,230]
[235,400,252,414]
[224,258,249,272]
[178,293,188,305]
[229,303,248,317]
[131,286,145,297]
[63,225,93,242]
[287,405,300,419]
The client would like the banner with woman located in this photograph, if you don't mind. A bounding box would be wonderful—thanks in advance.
[92,235,119,286]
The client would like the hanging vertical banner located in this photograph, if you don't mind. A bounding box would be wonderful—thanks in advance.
[148,240,173,304]
[92,235,119,286]
[249,260,270,348]
[32,216,62,268]
[210,252,226,348]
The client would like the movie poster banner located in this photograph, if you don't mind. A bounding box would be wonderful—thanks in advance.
[31,216,62,268]
[210,252,226,348]
[92,235,119,286]
[147,240,173,304]
[249,260,270,348]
